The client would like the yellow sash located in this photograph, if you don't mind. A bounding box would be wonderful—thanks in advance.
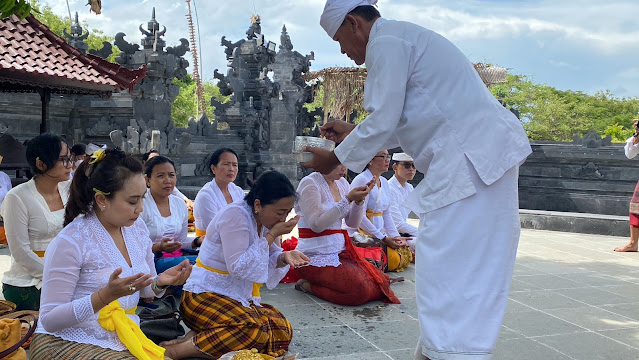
[195,228,206,237]
[195,257,262,297]
[98,300,165,360]
[33,250,45,258]
[358,210,383,236]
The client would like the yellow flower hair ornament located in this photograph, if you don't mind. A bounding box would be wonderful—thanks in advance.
[89,148,106,164]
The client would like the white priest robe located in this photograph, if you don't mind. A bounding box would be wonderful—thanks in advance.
[332,18,532,360]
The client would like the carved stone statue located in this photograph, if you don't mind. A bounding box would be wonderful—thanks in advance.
[246,14,261,40]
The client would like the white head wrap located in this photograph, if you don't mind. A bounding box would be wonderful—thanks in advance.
[320,0,378,39]
[392,153,414,162]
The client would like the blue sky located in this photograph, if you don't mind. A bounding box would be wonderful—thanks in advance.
[43,0,639,97]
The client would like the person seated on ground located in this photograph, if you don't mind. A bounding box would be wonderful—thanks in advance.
[164,171,309,360]
[69,143,87,180]
[144,149,195,211]
[192,148,244,239]
[616,118,639,252]
[348,149,412,272]
[140,155,197,275]
[1,133,72,310]
[0,155,12,248]
[294,164,400,306]
[388,153,418,253]
[30,148,192,360]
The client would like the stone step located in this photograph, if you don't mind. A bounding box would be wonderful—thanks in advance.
[519,209,629,237]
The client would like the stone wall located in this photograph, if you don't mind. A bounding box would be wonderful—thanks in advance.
[519,140,637,216]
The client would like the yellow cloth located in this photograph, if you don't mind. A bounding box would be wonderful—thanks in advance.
[0,318,27,360]
[0,227,6,245]
[360,210,412,272]
[358,210,383,236]
[195,228,206,237]
[195,257,263,297]
[98,300,165,360]
[32,251,45,258]
[386,247,413,272]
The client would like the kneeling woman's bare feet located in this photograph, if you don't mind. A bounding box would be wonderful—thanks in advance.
[614,242,638,252]
[295,279,312,294]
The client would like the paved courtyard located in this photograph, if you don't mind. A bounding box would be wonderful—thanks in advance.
[2,225,639,359]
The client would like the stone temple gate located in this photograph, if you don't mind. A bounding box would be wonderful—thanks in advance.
[0,10,318,190]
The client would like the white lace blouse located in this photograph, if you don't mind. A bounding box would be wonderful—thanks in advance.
[1,179,70,289]
[193,179,245,232]
[140,189,189,248]
[183,201,289,307]
[36,213,160,351]
[346,169,400,239]
[294,173,365,267]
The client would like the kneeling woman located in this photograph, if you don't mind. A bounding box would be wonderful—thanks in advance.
[141,156,196,274]
[30,149,192,360]
[294,165,400,306]
[164,171,309,360]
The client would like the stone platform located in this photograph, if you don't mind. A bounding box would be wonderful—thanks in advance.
[1,225,639,359]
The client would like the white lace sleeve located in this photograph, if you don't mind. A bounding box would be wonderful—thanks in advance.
[136,221,162,299]
[39,234,96,333]
[1,192,44,278]
[174,198,190,248]
[218,207,269,283]
[266,240,289,290]
[382,207,400,238]
[625,137,639,159]
[297,178,346,233]
[344,200,365,229]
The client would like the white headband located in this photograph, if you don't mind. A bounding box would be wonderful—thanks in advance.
[320,0,378,39]
[392,153,414,162]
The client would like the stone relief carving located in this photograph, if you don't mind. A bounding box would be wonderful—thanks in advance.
[573,130,612,148]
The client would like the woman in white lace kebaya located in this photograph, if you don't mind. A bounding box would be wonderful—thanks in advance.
[294,165,400,305]
[140,156,196,275]
[164,171,310,360]
[192,148,244,239]
[1,133,72,311]
[349,149,412,272]
[30,148,192,360]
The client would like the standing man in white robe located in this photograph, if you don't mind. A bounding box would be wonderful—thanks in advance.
[303,1,532,359]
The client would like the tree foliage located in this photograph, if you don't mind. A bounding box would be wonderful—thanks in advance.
[31,1,119,62]
[491,74,639,142]
[0,0,35,19]
[307,71,639,142]
[171,75,229,128]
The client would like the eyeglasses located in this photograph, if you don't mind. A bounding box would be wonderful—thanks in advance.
[58,155,76,167]
[399,162,416,169]
[374,154,392,160]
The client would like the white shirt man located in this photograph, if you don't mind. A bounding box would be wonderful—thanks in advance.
[388,153,418,237]
[308,2,532,360]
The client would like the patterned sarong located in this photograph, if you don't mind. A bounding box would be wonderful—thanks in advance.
[180,291,292,359]
[29,333,173,360]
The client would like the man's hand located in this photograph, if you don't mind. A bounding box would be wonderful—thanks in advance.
[300,147,340,174]
[320,120,356,144]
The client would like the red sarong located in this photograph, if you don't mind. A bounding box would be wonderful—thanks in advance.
[296,228,400,305]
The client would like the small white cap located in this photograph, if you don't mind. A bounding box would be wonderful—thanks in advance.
[392,153,413,162]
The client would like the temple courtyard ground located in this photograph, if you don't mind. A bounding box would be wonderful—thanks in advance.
[2,223,639,359]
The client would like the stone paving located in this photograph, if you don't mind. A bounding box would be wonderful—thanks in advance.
[2,225,639,359]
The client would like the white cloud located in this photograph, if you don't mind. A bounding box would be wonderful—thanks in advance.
[38,0,639,97]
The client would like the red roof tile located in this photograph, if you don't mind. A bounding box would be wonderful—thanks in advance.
[0,15,145,92]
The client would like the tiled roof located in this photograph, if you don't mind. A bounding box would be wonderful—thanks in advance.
[0,15,145,93]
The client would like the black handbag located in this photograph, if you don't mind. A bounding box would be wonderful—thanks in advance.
[137,295,185,344]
